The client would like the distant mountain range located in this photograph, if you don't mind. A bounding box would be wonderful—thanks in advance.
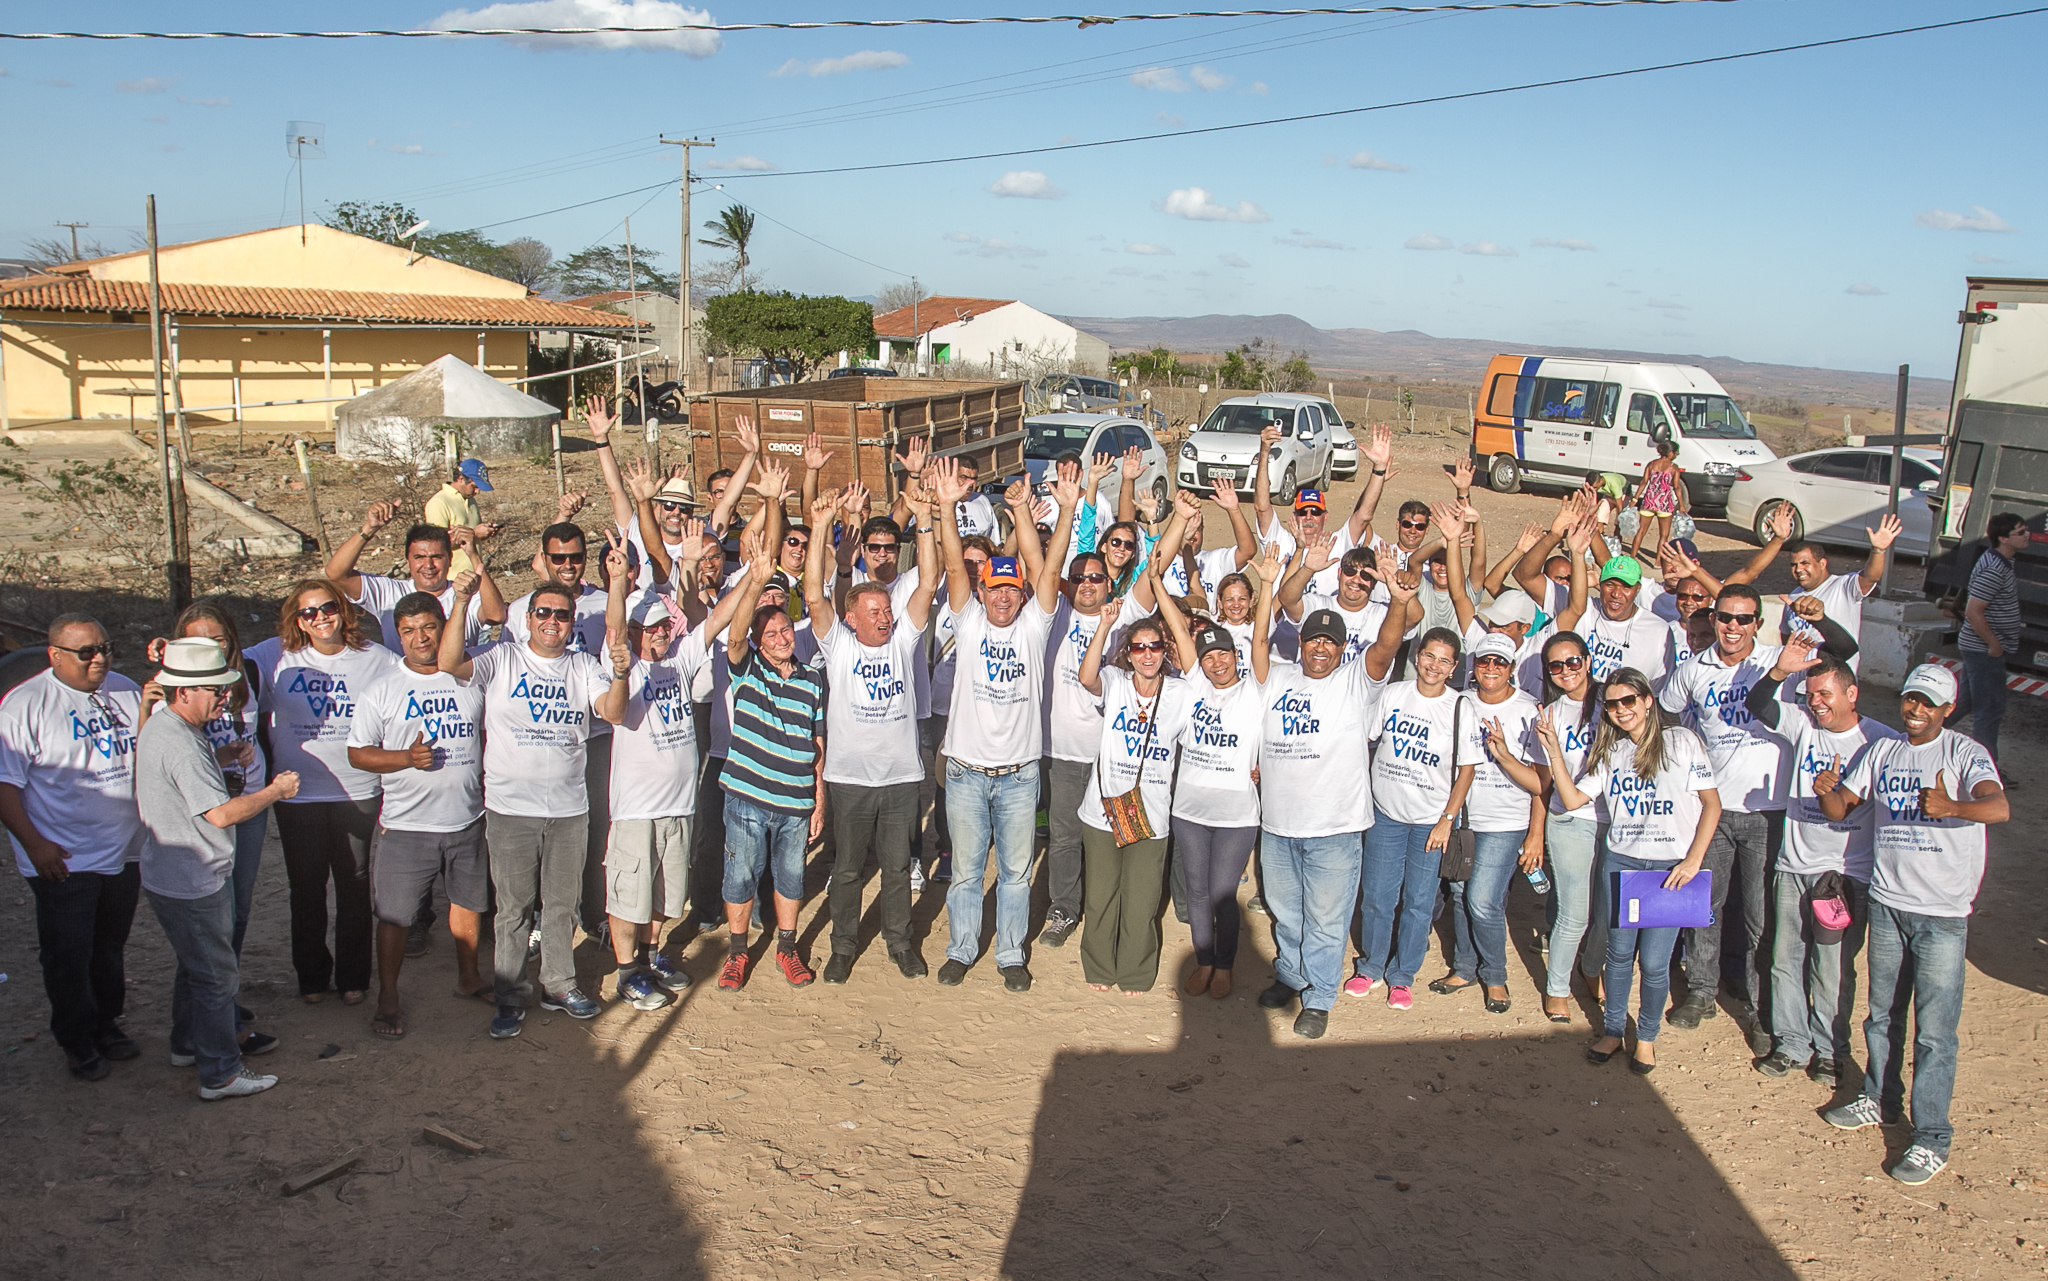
[1056,312,1951,410]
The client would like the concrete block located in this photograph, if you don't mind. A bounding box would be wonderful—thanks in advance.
[1858,597,1950,690]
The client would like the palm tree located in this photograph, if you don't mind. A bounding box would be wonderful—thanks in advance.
[699,206,757,274]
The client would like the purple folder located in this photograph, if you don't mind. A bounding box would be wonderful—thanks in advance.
[1612,869,1715,929]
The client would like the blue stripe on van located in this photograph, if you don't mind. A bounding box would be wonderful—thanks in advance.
[1509,355,1544,456]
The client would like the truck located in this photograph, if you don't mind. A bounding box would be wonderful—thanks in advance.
[1923,277,2048,670]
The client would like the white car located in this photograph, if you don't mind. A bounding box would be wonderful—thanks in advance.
[1177,394,1337,501]
[1328,418,1358,479]
[1724,445,1941,557]
[1012,412,1172,517]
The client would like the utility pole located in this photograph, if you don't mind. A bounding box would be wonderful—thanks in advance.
[55,221,90,261]
[659,136,713,405]
[145,197,190,612]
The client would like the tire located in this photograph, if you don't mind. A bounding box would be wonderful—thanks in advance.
[1753,499,1803,546]
[1152,475,1169,515]
[1277,464,1298,504]
[1317,452,1333,491]
[1486,453,1521,494]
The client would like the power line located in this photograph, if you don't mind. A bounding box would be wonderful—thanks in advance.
[0,1,1749,40]
[468,179,678,232]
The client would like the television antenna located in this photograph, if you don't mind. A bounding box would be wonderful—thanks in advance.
[285,121,325,244]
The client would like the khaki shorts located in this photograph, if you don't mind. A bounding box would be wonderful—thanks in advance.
[371,819,489,926]
[605,816,693,924]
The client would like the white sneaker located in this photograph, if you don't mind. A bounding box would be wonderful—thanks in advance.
[199,1067,279,1100]
[909,859,927,893]
[170,1051,196,1068]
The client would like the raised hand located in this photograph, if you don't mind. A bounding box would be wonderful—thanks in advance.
[586,395,614,442]
[1381,564,1420,604]
[1565,512,1598,557]
[1302,532,1337,572]
[1483,715,1509,757]
[1549,496,1579,537]
[1054,454,1081,487]
[739,525,769,572]
[929,457,973,507]
[1775,631,1821,677]
[1451,457,1475,491]
[602,530,630,584]
[811,486,843,524]
[1086,454,1115,492]
[451,569,481,599]
[1868,512,1903,551]
[841,480,870,516]
[1004,477,1032,511]
[802,430,834,473]
[1514,521,1546,554]
[359,499,397,539]
[1812,753,1843,796]
[1119,445,1145,480]
[448,525,476,552]
[1260,423,1282,449]
[897,435,928,479]
[1920,770,1958,819]
[557,489,588,523]
[607,626,632,678]
[1250,539,1284,585]
[406,731,435,771]
[622,456,657,503]
[1210,477,1240,511]
[1050,471,1082,512]
[731,415,760,456]
[1175,489,1203,523]
[1098,596,1126,631]
[1533,713,1563,762]
[1430,500,1465,542]
[674,516,709,567]
[1770,501,1796,543]
[751,460,791,502]
[1365,423,1393,470]
[1791,593,1824,622]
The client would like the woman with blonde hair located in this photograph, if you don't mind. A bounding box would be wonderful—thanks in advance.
[244,579,399,1005]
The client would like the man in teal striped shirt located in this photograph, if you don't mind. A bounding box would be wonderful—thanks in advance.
[718,525,828,993]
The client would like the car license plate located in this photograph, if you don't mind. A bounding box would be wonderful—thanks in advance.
[1210,467,1240,480]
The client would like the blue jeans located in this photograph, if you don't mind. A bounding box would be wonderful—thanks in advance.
[1769,870,1868,1063]
[229,812,267,957]
[1542,813,1605,998]
[1260,830,1362,1011]
[722,791,810,906]
[146,882,245,1087]
[1449,828,1526,987]
[943,760,1039,968]
[1862,901,1968,1155]
[1358,809,1443,989]
[1953,650,2008,763]
[1602,850,1682,1042]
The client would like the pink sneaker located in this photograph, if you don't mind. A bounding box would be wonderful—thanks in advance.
[1387,985,1414,1011]
[1342,974,1378,998]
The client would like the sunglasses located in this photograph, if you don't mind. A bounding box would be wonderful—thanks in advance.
[784,536,808,548]
[1398,519,1429,531]
[963,559,990,573]
[1546,655,1586,673]
[1714,611,1759,626]
[87,692,128,727]
[529,606,575,622]
[547,552,586,565]
[296,601,344,621]
[57,642,116,661]
[1105,538,1136,550]
[1474,655,1512,668]
[1605,692,1644,710]
[1128,640,1167,655]
[655,500,692,513]
[864,542,899,553]
[1073,572,1109,585]
[1340,565,1372,579]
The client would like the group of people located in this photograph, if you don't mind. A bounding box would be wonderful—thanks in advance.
[0,402,2018,1189]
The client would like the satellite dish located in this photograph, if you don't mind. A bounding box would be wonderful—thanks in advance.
[400,220,430,240]
[286,121,326,160]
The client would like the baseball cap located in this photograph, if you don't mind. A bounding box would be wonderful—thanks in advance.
[1901,662,1958,706]
[1293,488,1327,513]
[761,570,795,599]
[457,458,494,492]
[1808,871,1851,945]
[1598,554,1643,587]
[1470,631,1520,666]
[1670,537,1700,562]
[1480,590,1538,629]
[625,589,673,627]
[1193,622,1235,659]
[981,555,1027,590]
[1299,608,1346,647]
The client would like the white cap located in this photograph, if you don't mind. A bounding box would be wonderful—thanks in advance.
[1901,663,1957,706]
[1470,631,1520,666]
[625,589,674,627]
[1480,590,1538,629]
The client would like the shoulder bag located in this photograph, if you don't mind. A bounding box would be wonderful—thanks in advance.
[1436,693,1476,881]
[1098,689,1161,846]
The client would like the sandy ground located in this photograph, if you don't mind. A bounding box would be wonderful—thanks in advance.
[2,427,2045,1279]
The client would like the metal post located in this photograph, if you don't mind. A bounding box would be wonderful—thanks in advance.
[167,319,191,458]
[660,136,714,402]
[146,196,191,613]
[552,418,566,497]
[1883,363,1909,598]
[294,439,329,558]
[322,328,333,434]
[476,330,486,369]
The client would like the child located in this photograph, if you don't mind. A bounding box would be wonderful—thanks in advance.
[1629,441,1687,558]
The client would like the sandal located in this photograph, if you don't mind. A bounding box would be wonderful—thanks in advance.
[371,1011,407,1040]
[1427,976,1477,996]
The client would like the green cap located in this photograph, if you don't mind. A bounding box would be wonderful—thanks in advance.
[1598,554,1643,586]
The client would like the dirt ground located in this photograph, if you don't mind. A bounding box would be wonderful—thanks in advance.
[2,423,2045,1280]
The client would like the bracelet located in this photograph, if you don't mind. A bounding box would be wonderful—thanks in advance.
[1372,468,1388,477]
[594,440,612,450]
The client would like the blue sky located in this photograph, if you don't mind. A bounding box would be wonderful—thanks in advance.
[1,0,2039,374]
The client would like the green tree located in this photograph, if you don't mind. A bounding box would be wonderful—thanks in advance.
[699,207,756,272]
[1217,343,1267,391]
[555,245,678,299]
[1277,352,1316,393]
[324,200,424,243]
[705,291,875,383]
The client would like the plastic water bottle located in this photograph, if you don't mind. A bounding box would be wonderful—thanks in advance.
[1525,866,1552,896]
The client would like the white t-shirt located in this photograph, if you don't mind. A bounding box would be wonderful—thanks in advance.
[464,642,616,818]
[1220,620,1257,681]
[246,638,399,804]
[953,494,999,540]
[1260,657,1386,838]
[619,520,688,593]
[942,596,1056,768]
[1844,730,2002,918]
[1078,669,1191,834]
[1161,546,1243,603]
[0,671,143,877]
[611,629,713,820]
[1580,603,1675,691]
[1173,674,1265,828]
[1659,643,1794,813]
[1368,680,1463,827]
[351,574,485,650]
[1044,598,1128,763]
[1300,589,1389,667]
[1785,571,1873,672]
[1568,728,1718,863]
[1667,618,1703,670]
[1539,696,1603,818]
[347,665,484,833]
[926,600,960,719]
[1456,689,1541,833]
[1781,714,1900,880]
[1255,511,1357,596]
[819,619,926,787]
[504,583,614,738]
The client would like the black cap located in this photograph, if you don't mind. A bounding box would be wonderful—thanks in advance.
[1300,608,1346,647]
[762,570,795,597]
[1193,622,1235,658]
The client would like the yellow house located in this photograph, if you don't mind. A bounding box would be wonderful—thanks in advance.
[0,224,643,428]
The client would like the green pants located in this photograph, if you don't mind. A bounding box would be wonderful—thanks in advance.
[1079,827,1169,992]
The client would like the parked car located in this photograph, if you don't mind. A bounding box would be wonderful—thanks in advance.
[1177,394,1336,501]
[1010,412,1171,517]
[1328,417,1358,479]
[1033,373,1123,411]
[827,365,897,380]
[1724,446,1941,557]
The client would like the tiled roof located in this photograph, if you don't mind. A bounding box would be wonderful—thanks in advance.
[0,275,644,329]
[872,295,1015,339]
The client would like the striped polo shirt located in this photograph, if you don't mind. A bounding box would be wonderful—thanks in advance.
[721,646,826,817]
[1959,546,2021,656]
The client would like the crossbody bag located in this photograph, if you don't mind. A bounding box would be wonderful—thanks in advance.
[1436,694,1476,881]
[1097,689,1160,846]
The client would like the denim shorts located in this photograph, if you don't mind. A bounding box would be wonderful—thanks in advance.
[722,790,810,905]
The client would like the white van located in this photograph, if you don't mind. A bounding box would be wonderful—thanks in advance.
[1472,355,1777,513]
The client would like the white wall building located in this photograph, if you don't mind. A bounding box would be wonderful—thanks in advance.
[869,296,1110,376]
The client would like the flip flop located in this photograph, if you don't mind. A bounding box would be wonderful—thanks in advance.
[371,1011,407,1040]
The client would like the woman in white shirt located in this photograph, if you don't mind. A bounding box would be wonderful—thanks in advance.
[1075,584,1190,994]
[1521,630,1609,1024]
[1213,571,1259,680]
[1539,666,1720,1074]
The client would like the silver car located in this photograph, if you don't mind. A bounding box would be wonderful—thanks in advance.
[1328,417,1358,479]
[1723,445,1941,556]
[1011,412,1172,517]
[1176,394,1337,501]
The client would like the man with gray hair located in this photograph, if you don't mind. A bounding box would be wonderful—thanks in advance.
[0,614,144,1082]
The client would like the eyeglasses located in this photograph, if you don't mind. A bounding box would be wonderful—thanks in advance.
[1546,655,1586,673]
[296,601,343,621]
[1105,537,1136,550]
[529,606,575,622]
[1399,519,1429,531]
[56,641,115,661]
[87,692,127,727]
[863,542,899,553]
[547,552,586,565]
[1128,640,1167,654]
[1713,610,1759,626]
[1674,594,1712,606]
[963,560,990,573]
[1605,692,1644,709]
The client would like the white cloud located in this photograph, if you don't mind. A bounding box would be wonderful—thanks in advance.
[1531,236,1597,251]
[1156,111,1186,128]
[1248,80,1268,94]
[1190,65,1231,91]
[178,95,230,107]
[1404,233,1452,251]
[1130,67,1188,91]
[1913,205,2014,233]
[427,0,720,54]
[1346,150,1407,172]
[390,144,427,155]
[1109,266,1143,277]
[1126,242,1173,255]
[1970,253,2011,265]
[773,49,909,76]
[118,77,173,94]
[1845,283,1885,296]
[987,170,1066,200]
[942,231,1045,259]
[1161,186,1269,223]
[702,154,777,171]
[1460,240,1517,257]
[1218,254,1250,268]
[1276,235,1348,250]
